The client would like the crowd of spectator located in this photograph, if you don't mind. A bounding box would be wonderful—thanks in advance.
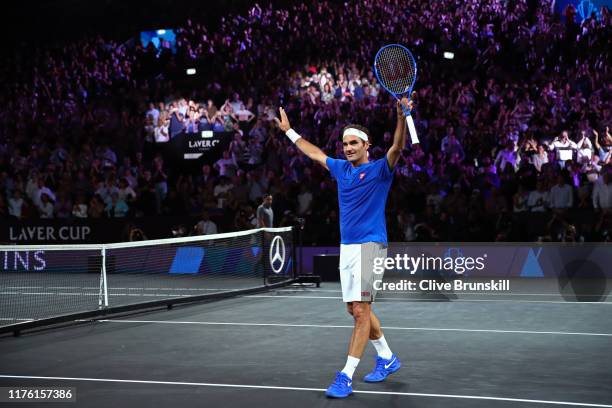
[0,0,610,243]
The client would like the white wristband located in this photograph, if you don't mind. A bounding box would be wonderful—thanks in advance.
[285,129,302,144]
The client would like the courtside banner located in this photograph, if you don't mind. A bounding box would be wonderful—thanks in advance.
[364,243,612,302]
[164,131,233,162]
[375,243,612,279]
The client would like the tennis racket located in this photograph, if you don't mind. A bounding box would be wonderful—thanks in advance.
[374,44,419,144]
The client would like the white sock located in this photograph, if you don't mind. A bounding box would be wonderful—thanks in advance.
[371,335,393,360]
[340,356,360,379]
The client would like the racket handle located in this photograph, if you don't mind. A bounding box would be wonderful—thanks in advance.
[406,115,419,144]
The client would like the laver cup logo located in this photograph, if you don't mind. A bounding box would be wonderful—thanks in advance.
[269,236,286,274]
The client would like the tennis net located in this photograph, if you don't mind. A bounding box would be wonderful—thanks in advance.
[0,227,296,333]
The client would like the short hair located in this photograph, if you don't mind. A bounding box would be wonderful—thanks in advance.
[341,124,370,143]
[262,193,272,200]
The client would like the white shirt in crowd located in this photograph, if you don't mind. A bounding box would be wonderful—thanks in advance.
[8,197,24,218]
[118,186,137,202]
[214,157,237,177]
[195,219,218,235]
[155,124,169,143]
[248,181,264,203]
[297,190,313,215]
[26,178,39,202]
[527,190,549,212]
[495,147,519,171]
[213,183,234,197]
[576,137,593,163]
[147,108,160,124]
[549,138,577,150]
[38,201,54,218]
[144,123,155,143]
[236,108,254,122]
[72,204,88,218]
[531,152,549,172]
[549,183,574,209]
[549,138,577,164]
[592,179,612,209]
[95,184,119,205]
[230,100,243,113]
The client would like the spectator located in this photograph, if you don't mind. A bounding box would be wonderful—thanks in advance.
[194,211,218,235]
[528,180,550,212]
[256,193,274,228]
[72,195,89,218]
[118,178,137,203]
[549,131,577,168]
[213,176,234,208]
[146,103,160,124]
[38,193,55,218]
[155,114,170,143]
[576,130,594,164]
[105,192,129,217]
[513,185,529,213]
[593,171,612,211]
[550,174,574,210]
[214,150,238,178]
[88,196,106,219]
[495,141,519,172]
[531,144,549,172]
[8,190,25,219]
[169,109,185,137]
[297,184,313,216]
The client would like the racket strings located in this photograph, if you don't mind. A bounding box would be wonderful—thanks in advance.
[376,46,416,95]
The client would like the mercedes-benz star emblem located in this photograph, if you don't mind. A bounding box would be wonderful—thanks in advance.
[269,236,286,274]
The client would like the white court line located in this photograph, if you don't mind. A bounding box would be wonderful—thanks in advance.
[6,287,253,292]
[278,288,610,297]
[0,375,610,407]
[95,319,612,337]
[246,294,612,304]
[0,292,204,297]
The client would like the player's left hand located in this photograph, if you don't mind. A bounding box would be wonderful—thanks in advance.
[397,97,413,117]
[274,107,291,132]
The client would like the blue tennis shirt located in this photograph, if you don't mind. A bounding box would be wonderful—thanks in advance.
[326,157,394,245]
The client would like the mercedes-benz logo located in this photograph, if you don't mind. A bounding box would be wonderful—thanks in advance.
[269,236,286,274]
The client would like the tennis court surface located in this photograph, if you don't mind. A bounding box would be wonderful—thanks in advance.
[1,277,612,408]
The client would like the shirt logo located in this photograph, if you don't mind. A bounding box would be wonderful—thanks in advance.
[361,291,370,297]
[359,173,366,180]
[384,357,396,369]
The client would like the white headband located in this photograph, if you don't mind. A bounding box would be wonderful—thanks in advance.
[343,128,369,142]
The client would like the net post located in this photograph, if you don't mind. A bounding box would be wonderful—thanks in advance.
[262,229,268,287]
[101,245,109,308]
[293,224,299,280]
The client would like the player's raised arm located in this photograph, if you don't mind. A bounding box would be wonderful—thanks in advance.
[386,97,411,169]
[274,107,329,170]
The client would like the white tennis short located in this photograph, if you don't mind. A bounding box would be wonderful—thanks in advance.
[339,242,387,302]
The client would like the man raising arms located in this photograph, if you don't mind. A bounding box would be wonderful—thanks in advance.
[274,97,410,398]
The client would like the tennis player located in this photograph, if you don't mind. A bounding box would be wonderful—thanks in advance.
[274,97,410,398]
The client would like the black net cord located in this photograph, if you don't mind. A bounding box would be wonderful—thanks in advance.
[262,229,268,286]
[292,226,298,279]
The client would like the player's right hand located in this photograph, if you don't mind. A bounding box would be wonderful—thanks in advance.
[274,107,291,132]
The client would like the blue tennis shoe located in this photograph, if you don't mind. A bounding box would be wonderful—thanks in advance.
[325,371,353,398]
[363,354,401,382]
